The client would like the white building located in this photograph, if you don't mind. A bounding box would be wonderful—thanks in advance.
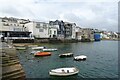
[71,23,76,39]
[49,25,58,38]
[0,17,33,42]
[75,26,82,40]
[25,21,59,39]
[25,21,50,38]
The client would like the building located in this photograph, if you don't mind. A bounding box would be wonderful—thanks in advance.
[71,23,76,39]
[25,21,50,39]
[81,28,94,41]
[49,20,65,39]
[25,21,58,39]
[64,22,76,39]
[0,17,33,42]
[49,25,58,38]
[75,26,83,40]
[64,22,72,39]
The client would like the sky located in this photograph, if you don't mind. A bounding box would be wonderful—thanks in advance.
[0,0,119,32]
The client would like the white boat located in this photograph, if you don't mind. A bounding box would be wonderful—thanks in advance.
[16,47,26,50]
[59,53,73,58]
[32,46,45,50]
[42,48,57,52]
[49,67,79,76]
[74,55,87,61]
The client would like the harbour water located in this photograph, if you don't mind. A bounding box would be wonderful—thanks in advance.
[17,40,118,79]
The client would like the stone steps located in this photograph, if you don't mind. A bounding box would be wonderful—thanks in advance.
[2,61,20,67]
[2,59,19,63]
[1,44,26,80]
[2,69,25,80]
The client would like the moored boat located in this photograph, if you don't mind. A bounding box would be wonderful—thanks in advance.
[49,67,79,76]
[16,47,26,50]
[74,55,87,61]
[34,52,51,57]
[42,48,57,52]
[59,53,73,58]
[32,46,45,50]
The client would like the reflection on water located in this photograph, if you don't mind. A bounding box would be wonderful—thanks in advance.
[17,41,118,78]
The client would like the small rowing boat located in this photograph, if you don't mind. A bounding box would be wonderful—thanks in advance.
[32,46,45,50]
[49,67,79,76]
[42,48,57,52]
[34,52,51,57]
[59,53,73,58]
[74,55,87,61]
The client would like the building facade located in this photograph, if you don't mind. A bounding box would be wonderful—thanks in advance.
[25,21,50,38]
[75,26,83,40]
[0,17,33,42]
[81,28,94,41]
[49,20,65,39]
[49,25,58,38]
[64,22,76,39]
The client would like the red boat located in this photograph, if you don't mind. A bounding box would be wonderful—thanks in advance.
[34,52,51,57]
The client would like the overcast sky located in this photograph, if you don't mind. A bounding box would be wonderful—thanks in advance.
[0,0,119,32]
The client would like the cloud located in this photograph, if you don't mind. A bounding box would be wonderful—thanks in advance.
[0,0,118,32]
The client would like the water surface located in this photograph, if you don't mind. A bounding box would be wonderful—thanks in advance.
[17,41,118,78]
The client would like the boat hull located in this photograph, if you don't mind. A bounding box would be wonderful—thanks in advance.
[74,58,86,61]
[16,47,26,50]
[59,54,73,58]
[59,53,73,58]
[49,71,79,76]
[43,49,57,52]
[34,52,51,57]
[74,55,87,61]
[49,67,79,76]
[32,46,45,50]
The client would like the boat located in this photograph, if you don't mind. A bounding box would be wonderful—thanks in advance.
[16,47,26,50]
[74,55,87,61]
[34,52,51,57]
[49,67,79,76]
[32,46,45,50]
[42,48,57,52]
[59,53,73,58]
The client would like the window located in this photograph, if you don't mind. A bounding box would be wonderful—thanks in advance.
[50,30,52,34]
[36,24,40,28]
[3,23,9,26]
[54,31,56,35]
[39,29,43,32]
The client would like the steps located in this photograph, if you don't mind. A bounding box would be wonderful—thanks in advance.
[1,50,26,80]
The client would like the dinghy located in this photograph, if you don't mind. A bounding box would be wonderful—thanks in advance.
[59,53,73,58]
[32,46,45,50]
[74,55,87,61]
[34,52,51,57]
[49,67,79,76]
[42,48,57,52]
